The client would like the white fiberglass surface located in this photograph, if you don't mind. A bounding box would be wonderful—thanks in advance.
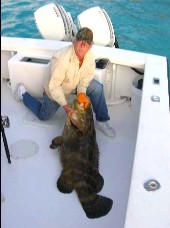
[1,80,139,228]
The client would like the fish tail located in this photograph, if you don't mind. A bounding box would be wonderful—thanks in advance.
[75,179,113,218]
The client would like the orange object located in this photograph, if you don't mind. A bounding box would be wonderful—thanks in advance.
[77,93,90,108]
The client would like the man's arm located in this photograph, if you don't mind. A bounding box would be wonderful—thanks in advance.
[63,105,75,116]
[48,50,68,107]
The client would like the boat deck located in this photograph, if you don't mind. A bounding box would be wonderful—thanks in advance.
[1,79,139,228]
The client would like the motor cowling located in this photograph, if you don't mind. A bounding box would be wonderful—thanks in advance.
[34,3,77,41]
[34,4,117,47]
[77,6,116,47]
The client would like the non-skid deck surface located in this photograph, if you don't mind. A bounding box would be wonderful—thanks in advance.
[1,80,139,228]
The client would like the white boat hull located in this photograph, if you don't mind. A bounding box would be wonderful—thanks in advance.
[1,36,170,228]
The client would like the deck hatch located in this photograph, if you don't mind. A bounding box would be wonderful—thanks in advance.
[9,139,39,159]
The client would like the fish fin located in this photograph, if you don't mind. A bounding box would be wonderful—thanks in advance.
[50,136,63,149]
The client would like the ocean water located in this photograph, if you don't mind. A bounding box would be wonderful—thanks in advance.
[1,0,170,87]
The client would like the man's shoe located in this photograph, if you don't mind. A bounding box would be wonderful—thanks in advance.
[14,84,26,101]
[95,121,116,138]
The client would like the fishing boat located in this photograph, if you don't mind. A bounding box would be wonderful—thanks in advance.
[1,4,170,228]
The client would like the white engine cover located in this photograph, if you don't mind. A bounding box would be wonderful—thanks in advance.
[34,3,76,41]
[77,6,115,47]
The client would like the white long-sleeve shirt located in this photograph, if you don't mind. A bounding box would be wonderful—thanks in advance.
[46,45,95,106]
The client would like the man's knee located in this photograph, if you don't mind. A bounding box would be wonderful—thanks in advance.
[89,79,103,95]
[95,81,103,93]
[38,113,52,121]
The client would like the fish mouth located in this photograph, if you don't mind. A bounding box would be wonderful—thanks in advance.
[70,111,85,132]
[70,119,83,132]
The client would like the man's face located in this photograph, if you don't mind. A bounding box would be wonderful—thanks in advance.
[73,40,92,61]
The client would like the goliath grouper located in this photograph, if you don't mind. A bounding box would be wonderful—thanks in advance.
[50,99,113,219]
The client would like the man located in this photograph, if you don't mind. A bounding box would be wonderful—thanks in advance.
[14,27,115,137]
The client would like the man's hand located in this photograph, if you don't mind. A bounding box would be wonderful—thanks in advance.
[77,93,90,108]
[63,105,75,117]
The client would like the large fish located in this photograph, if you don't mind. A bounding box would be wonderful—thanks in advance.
[50,99,113,218]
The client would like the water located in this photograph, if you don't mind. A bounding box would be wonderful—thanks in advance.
[1,0,170,88]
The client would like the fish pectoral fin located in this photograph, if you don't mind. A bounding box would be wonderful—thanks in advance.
[50,144,59,149]
[51,136,63,149]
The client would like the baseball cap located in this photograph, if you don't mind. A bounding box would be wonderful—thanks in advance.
[75,27,93,44]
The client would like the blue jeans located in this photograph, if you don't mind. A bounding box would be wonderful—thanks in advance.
[23,79,110,122]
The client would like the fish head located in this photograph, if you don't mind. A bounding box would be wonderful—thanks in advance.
[69,99,88,132]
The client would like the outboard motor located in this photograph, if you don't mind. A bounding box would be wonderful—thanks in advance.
[34,3,77,41]
[34,4,118,47]
[77,6,117,47]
